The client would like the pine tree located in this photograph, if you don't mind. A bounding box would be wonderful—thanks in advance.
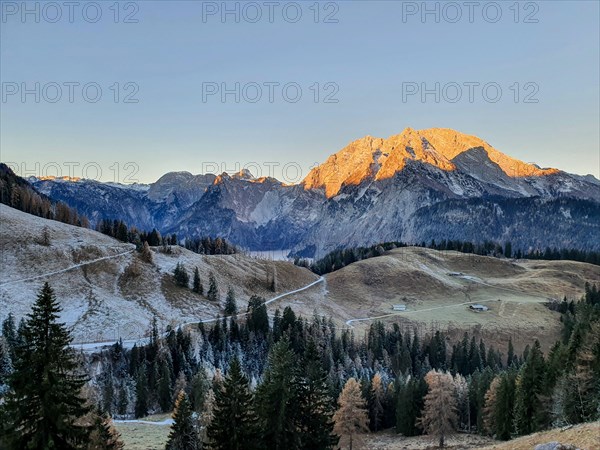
[1,313,17,360]
[207,357,259,450]
[224,286,237,315]
[140,241,153,264]
[257,337,300,450]
[333,378,369,450]
[192,267,203,295]
[247,295,269,336]
[494,372,516,440]
[88,410,125,450]
[297,340,337,450]
[172,371,188,405]
[396,377,419,437]
[191,367,210,412]
[102,371,115,415]
[117,384,129,416]
[173,262,189,288]
[569,322,600,423]
[369,373,385,432]
[513,340,547,435]
[0,339,12,395]
[507,338,515,367]
[417,370,458,448]
[0,283,91,449]
[207,272,220,302]
[452,373,469,432]
[134,365,149,418]
[165,390,199,450]
[198,388,215,447]
[158,356,174,412]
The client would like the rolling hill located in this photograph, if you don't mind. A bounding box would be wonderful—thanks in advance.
[0,204,317,344]
[1,203,598,352]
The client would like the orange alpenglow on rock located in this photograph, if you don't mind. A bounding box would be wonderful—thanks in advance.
[302,127,559,198]
[37,175,81,182]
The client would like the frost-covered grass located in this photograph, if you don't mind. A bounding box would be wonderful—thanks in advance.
[0,204,317,344]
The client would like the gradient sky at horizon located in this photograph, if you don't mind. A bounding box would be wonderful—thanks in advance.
[1,0,599,184]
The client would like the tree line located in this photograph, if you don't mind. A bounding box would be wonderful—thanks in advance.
[0,282,598,449]
[97,217,236,256]
[303,239,600,275]
[0,163,90,229]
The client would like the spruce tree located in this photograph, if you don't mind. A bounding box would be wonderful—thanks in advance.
[224,286,237,315]
[158,356,174,412]
[165,390,199,450]
[0,339,12,395]
[173,262,189,288]
[297,340,337,449]
[507,338,515,367]
[207,357,259,450]
[190,367,210,412]
[0,283,91,449]
[207,272,220,302]
[493,372,516,440]
[88,410,125,450]
[1,313,17,360]
[247,295,269,336]
[513,340,547,435]
[134,365,149,418]
[117,384,129,416]
[257,337,300,450]
[396,376,426,437]
[192,267,203,295]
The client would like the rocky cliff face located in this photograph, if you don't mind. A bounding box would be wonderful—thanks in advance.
[29,128,600,257]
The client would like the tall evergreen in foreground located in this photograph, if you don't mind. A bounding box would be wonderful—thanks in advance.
[0,282,91,449]
[513,340,547,435]
[297,340,337,450]
[256,337,300,450]
[165,390,199,450]
[207,357,259,450]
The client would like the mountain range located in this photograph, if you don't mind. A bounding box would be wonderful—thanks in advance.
[28,128,600,257]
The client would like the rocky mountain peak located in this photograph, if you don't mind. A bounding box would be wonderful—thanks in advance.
[303,127,560,198]
[232,168,256,180]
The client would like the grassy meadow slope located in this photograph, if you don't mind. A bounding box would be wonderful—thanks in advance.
[0,204,317,343]
[2,202,598,352]
[268,247,600,352]
[115,416,599,450]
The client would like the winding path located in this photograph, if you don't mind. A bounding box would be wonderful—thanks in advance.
[73,275,325,351]
[0,249,135,287]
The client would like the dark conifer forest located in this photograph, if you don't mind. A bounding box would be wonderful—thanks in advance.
[1,282,598,449]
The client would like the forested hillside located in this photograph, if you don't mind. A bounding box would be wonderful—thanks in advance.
[0,163,89,228]
[1,282,598,448]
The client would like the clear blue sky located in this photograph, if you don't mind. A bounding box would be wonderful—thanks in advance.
[1,0,599,183]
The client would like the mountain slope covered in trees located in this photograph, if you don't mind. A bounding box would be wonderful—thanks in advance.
[4,280,598,449]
